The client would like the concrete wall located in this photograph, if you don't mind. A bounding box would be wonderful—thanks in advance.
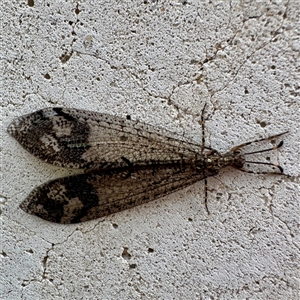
[2,1,299,299]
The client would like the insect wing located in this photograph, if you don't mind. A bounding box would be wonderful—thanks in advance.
[7,107,201,169]
[20,164,215,223]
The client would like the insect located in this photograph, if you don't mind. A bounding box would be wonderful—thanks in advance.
[7,106,288,224]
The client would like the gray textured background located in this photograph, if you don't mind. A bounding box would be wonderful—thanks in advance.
[2,1,299,299]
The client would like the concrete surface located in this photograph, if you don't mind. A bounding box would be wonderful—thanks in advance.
[1,0,299,299]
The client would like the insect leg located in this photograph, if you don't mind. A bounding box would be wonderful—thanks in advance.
[200,103,207,153]
[199,104,211,214]
[204,178,210,214]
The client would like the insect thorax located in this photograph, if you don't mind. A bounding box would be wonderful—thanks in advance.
[204,150,246,171]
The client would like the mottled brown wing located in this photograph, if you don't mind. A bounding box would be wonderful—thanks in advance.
[19,164,216,224]
[7,107,201,169]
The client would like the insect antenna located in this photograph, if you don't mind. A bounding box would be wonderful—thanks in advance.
[233,135,288,176]
[243,140,284,155]
[237,167,284,175]
[242,161,284,174]
[231,131,289,152]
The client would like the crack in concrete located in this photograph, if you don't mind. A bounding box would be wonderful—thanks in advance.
[38,227,81,282]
